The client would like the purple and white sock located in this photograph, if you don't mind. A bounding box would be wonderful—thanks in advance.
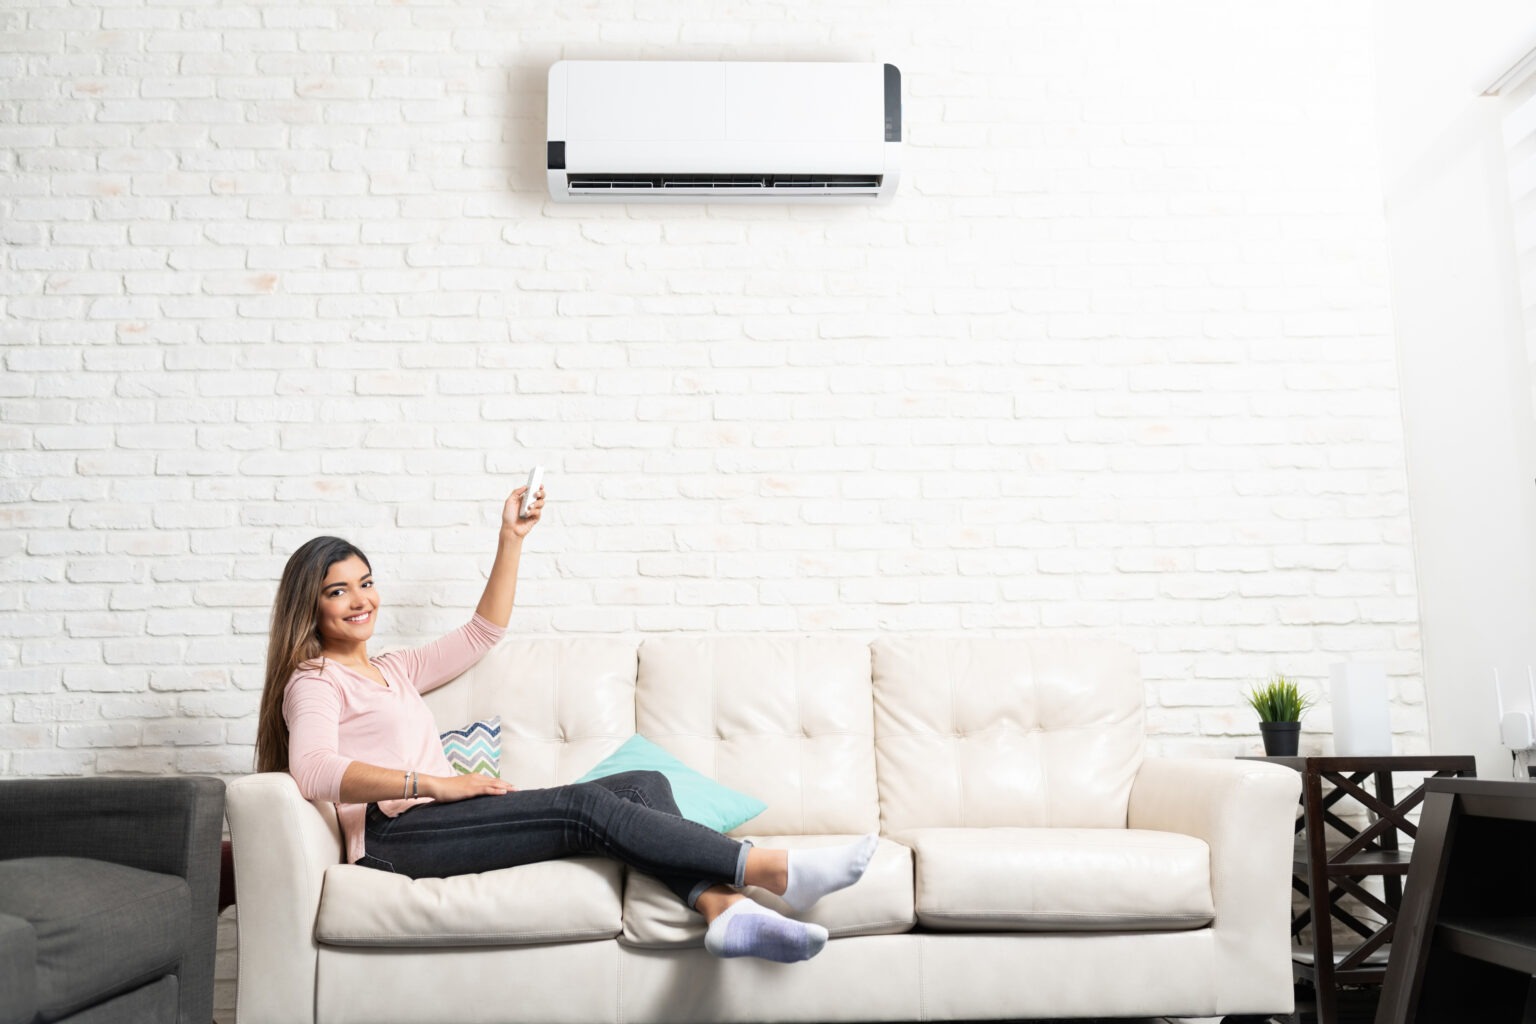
[703,900,829,963]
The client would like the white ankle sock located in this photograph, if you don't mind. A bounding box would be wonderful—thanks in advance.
[780,833,880,911]
[703,899,829,963]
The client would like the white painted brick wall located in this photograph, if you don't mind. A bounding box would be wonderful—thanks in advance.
[3,0,1417,1017]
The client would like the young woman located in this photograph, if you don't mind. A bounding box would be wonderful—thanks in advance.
[254,482,877,963]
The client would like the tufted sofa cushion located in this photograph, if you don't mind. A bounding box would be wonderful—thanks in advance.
[635,636,879,836]
[872,636,1145,832]
[422,638,638,789]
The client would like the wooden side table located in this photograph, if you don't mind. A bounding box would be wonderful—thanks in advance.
[219,838,236,912]
[1376,777,1536,1024]
[1243,755,1477,1024]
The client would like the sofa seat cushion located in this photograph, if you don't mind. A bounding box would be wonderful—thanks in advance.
[620,835,914,948]
[0,912,37,1024]
[901,827,1214,932]
[0,857,189,1024]
[315,857,623,947]
[66,975,179,1024]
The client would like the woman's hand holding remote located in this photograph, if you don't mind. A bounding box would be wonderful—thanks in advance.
[503,480,544,539]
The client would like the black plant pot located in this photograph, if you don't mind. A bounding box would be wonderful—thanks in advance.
[1259,721,1301,757]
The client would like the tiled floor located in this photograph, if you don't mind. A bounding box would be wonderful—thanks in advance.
[984,984,1382,1024]
[1217,982,1382,1024]
[1275,983,1382,1024]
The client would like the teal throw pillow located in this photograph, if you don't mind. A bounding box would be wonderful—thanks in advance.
[575,734,766,833]
[439,716,501,777]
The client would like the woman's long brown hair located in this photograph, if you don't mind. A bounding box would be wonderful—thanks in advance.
[255,536,371,774]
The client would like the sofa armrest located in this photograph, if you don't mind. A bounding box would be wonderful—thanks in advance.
[227,773,344,1024]
[1128,757,1301,1014]
[0,776,225,1024]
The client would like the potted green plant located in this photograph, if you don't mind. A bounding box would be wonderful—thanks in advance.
[1245,675,1315,756]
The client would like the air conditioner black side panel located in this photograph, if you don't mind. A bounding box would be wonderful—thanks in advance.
[547,141,566,170]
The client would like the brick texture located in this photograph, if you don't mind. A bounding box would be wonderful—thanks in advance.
[0,2,1417,1017]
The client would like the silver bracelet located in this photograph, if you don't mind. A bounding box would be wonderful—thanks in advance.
[402,771,409,799]
[411,771,419,799]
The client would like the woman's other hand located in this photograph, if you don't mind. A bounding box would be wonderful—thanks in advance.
[422,772,517,803]
[503,484,545,538]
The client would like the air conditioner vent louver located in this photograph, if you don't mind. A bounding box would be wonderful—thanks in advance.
[547,61,901,204]
[568,173,884,196]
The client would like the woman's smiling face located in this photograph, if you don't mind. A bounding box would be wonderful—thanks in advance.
[315,555,378,647]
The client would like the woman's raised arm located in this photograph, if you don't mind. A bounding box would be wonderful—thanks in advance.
[474,482,544,628]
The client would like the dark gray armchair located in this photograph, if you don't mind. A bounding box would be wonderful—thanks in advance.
[0,776,225,1024]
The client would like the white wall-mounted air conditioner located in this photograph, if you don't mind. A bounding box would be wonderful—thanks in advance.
[546,60,901,203]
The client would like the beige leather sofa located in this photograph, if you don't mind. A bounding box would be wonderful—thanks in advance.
[227,635,1301,1023]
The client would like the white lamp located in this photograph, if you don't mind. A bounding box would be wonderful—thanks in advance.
[1330,662,1392,756]
[1493,667,1536,749]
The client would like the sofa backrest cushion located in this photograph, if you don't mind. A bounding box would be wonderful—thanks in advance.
[422,638,638,790]
[871,636,1145,832]
[635,636,879,836]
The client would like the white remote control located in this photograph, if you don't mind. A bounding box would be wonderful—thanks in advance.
[519,466,544,518]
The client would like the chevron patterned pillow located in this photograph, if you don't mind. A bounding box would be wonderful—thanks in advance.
[439,716,501,778]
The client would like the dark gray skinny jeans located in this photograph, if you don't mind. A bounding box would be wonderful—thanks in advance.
[358,769,749,907]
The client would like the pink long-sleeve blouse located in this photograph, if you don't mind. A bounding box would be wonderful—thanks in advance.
[283,613,506,864]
